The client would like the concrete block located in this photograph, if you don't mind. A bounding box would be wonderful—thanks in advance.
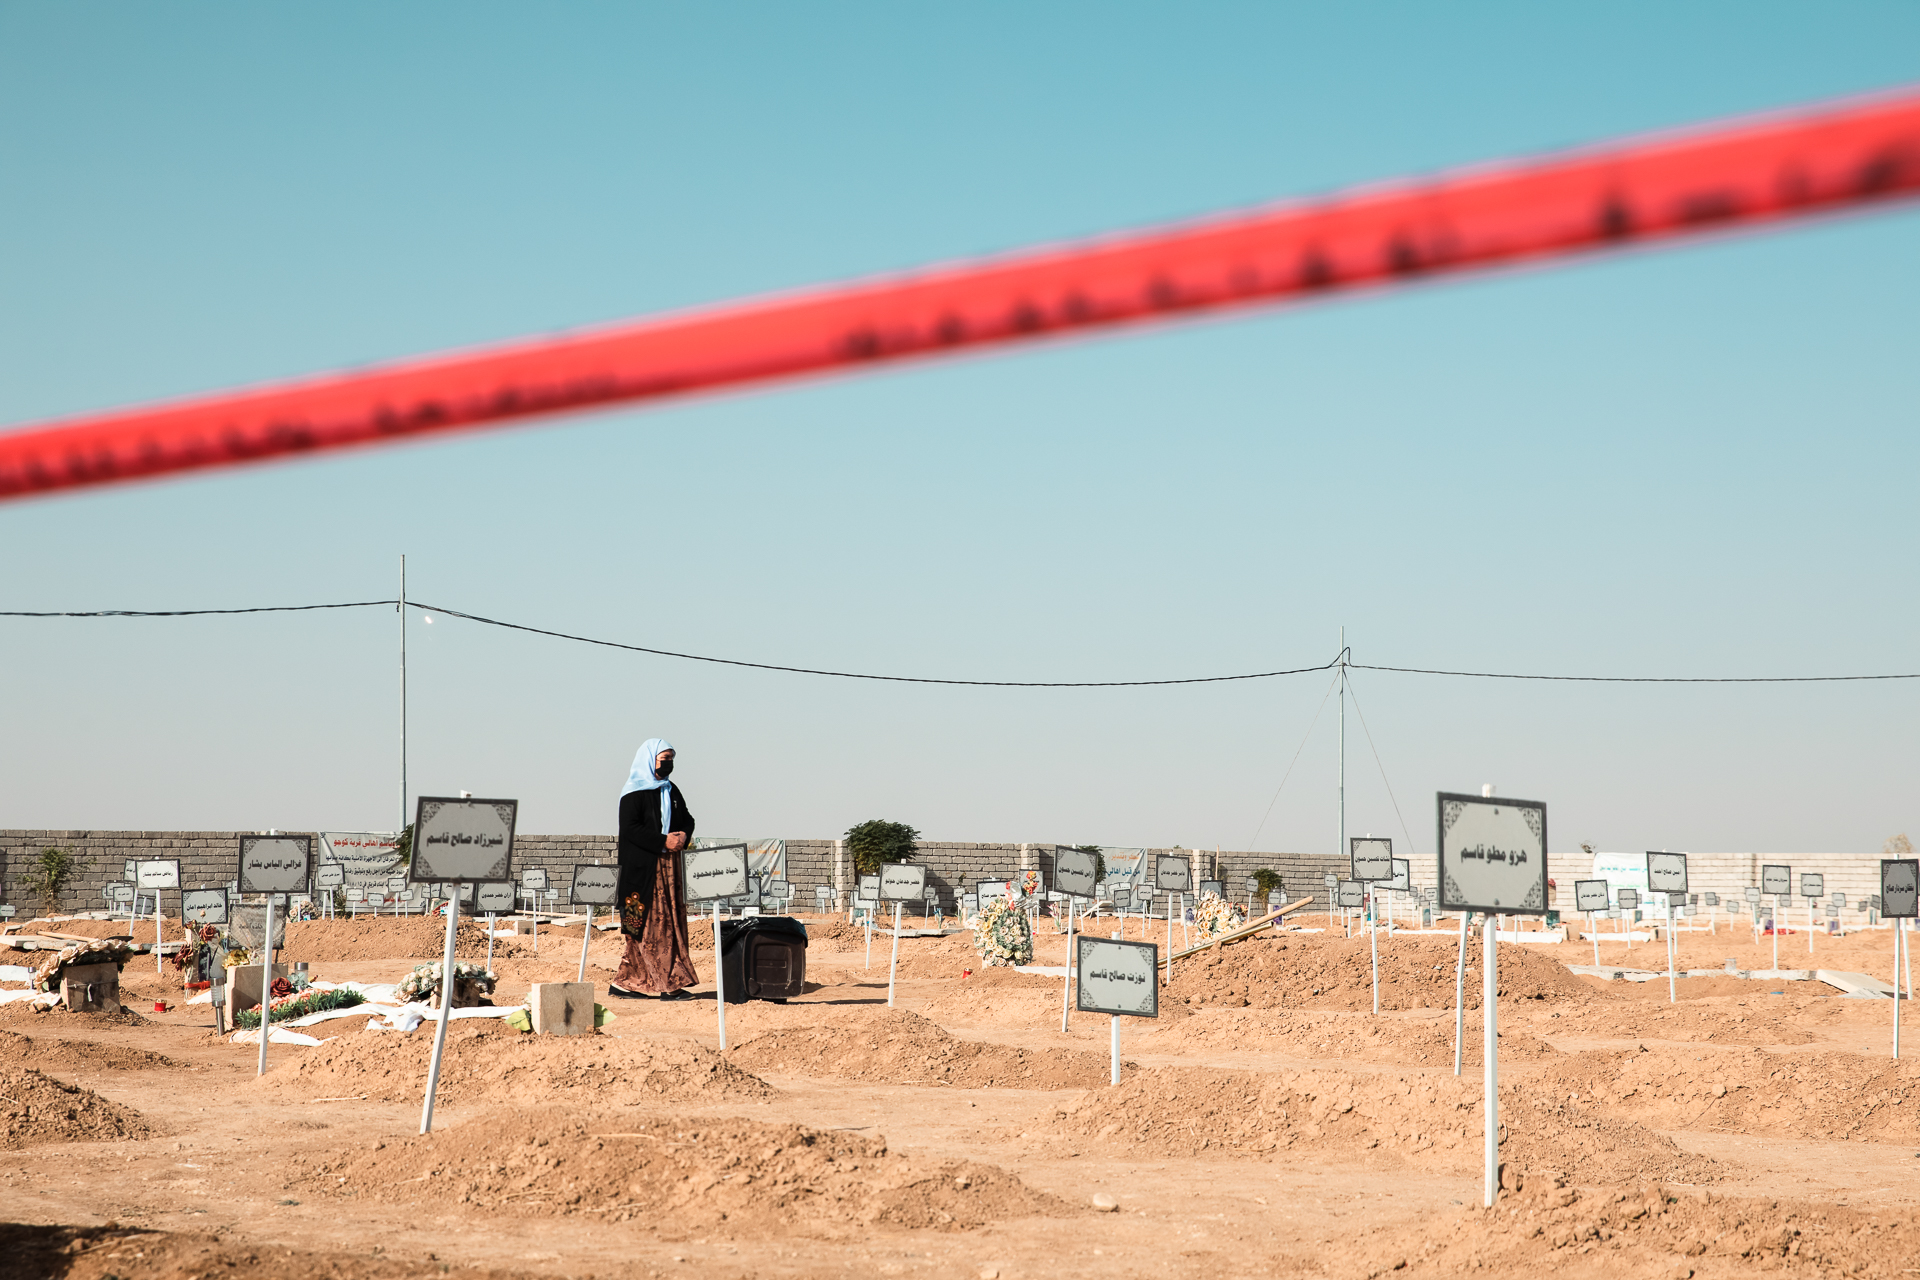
[530,982,596,1036]
[223,963,289,1023]
[61,962,121,1013]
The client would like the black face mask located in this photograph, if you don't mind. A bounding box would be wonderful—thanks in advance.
[655,759,673,778]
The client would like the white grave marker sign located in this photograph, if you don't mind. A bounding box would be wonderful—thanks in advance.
[1744,886,1762,903]
[1573,879,1610,913]
[345,887,367,903]
[315,863,345,890]
[411,797,516,883]
[879,863,927,901]
[1882,859,1919,918]
[1350,836,1393,883]
[859,874,883,901]
[1800,873,1825,899]
[1437,792,1547,915]
[1761,864,1792,897]
[975,879,1008,902]
[136,860,181,890]
[681,843,749,903]
[1054,848,1099,898]
[476,881,515,912]
[1618,889,1640,911]
[1388,858,1411,893]
[571,865,618,906]
[182,889,228,925]
[386,875,408,894]
[1074,936,1160,1017]
[1198,879,1224,898]
[1337,880,1364,909]
[237,836,311,894]
[1645,852,1688,895]
[1153,853,1191,893]
[522,867,549,891]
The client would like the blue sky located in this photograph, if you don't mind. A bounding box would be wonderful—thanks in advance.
[2,4,1916,859]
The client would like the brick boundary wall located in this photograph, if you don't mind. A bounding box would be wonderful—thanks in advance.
[6,832,1882,920]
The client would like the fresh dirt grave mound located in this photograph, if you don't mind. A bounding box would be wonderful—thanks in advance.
[1532,1046,1920,1142]
[258,1021,775,1105]
[1541,992,1821,1046]
[0,1028,179,1073]
[283,917,517,964]
[0,1222,542,1280]
[0,1002,151,1031]
[1,1066,156,1148]
[1351,1182,1920,1278]
[291,1108,1076,1233]
[730,1009,1113,1088]
[1135,1007,1558,1066]
[1042,1063,1721,1185]
[1164,932,1600,1012]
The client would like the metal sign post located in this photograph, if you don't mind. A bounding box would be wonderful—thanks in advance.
[570,864,618,983]
[409,796,517,1136]
[1055,848,1100,1033]
[1351,838,1392,1014]
[680,843,750,1051]
[1800,874,1825,953]
[879,863,928,1008]
[1761,865,1791,970]
[136,860,181,973]
[1646,853,1688,1003]
[1437,790,1548,1208]
[1153,854,1189,979]
[237,836,311,1077]
[1881,859,1918,1059]
[1075,935,1159,1085]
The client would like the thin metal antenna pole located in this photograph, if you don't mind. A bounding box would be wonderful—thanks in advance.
[1338,626,1346,921]
[399,554,407,835]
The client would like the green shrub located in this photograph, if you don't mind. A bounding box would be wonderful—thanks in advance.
[845,820,918,875]
[1251,869,1285,902]
[22,846,86,916]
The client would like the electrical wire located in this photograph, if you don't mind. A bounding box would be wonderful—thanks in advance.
[1245,668,1342,852]
[1351,663,1920,683]
[0,602,392,617]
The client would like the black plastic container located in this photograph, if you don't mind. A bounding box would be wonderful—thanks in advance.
[717,915,808,1003]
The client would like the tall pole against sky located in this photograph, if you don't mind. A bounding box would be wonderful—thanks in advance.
[1338,626,1347,892]
[399,554,407,837]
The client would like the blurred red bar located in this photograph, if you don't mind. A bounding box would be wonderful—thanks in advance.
[4,88,1918,500]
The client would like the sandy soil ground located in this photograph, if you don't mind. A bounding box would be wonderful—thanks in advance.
[3,911,1916,1279]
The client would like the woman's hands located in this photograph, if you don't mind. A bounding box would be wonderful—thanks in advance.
[665,831,689,853]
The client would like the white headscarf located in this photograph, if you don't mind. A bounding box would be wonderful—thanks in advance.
[620,737,675,833]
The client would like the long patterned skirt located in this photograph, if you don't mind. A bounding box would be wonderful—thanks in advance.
[613,850,699,994]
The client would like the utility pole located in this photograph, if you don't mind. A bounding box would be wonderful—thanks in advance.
[1338,625,1347,895]
[399,554,408,835]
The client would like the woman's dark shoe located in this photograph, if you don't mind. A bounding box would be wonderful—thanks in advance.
[657,988,695,1001]
[607,984,648,999]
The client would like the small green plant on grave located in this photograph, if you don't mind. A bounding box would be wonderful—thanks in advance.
[1072,845,1106,884]
[1251,868,1285,902]
[845,820,919,876]
[22,846,86,917]
[395,823,415,872]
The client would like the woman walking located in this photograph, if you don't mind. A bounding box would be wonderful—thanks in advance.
[610,737,698,999]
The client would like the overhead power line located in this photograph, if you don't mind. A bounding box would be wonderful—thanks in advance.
[5,599,1920,686]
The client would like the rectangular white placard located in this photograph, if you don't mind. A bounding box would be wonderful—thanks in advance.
[1154,853,1191,892]
[1800,873,1824,899]
[1198,879,1224,898]
[765,878,792,900]
[1573,878,1610,912]
[1388,858,1411,892]
[476,881,514,912]
[182,888,228,925]
[1074,936,1159,1017]
[570,864,619,906]
[522,867,548,890]
[1436,792,1548,915]
[315,863,345,889]
[1882,859,1919,918]
[386,874,407,894]
[1645,852,1689,895]
[680,843,749,903]
[1761,864,1792,896]
[136,860,181,890]
[1350,837,1393,883]
[1618,888,1639,910]
[975,879,1007,901]
[345,886,366,902]
[859,873,883,901]
[1110,887,1131,910]
[1744,886,1762,902]
[879,863,927,901]
[411,797,516,883]
[1705,891,1720,906]
[238,835,311,894]
[1832,892,1847,909]
[1337,880,1364,909]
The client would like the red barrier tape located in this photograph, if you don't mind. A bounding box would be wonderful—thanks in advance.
[3,88,1917,500]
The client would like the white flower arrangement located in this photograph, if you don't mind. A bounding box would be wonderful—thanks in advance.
[1192,891,1246,940]
[971,895,1034,967]
[395,960,497,1009]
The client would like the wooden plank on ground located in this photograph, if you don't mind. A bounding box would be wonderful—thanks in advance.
[1158,896,1315,968]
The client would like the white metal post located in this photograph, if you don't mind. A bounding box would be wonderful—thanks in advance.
[1452,912,1469,1076]
[1482,916,1498,1206]
[255,894,277,1077]
[887,902,903,1007]
[419,889,460,1134]
[1369,887,1380,1015]
[577,905,593,983]
[1060,897,1075,1032]
[1666,903,1677,1003]
[155,890,165,973]
[713,902,728,1051]
[399,554,407,836]
[1109,1013,1120,1085]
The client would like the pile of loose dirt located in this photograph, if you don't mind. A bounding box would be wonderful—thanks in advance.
[0,1222,537,1280]
[291,1108,1076,1233]
[1531,1046,1920,1142]
[1041,1063,1721,1184]
[0,1066,156,1148]
[283,918,515,963]
[730,1009,1112,1088]
[258,1021,776,1104]
[1540,992,1822,1045]
[0,1002,152,1030]
[1353,1182,1920,1278]
[1136,1007,1559,1066]
[1163,933,1600,1012]
[0,1028,178,1073]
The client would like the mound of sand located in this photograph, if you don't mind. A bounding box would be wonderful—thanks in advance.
[0,1001,152,1031]
[290,1109,1075,1233]
[282,917,516,964]
[1353,1182,1920,1278]
[1164,933,1599,1012]
[0,1066,156,1148]
[0,1029,178,1073]
[258,1021,775,1104]
[1041,1063,1720,1184]
[1540,992,1821,1045]
[730,1009,1112,1088]
[1135,1007,1559,1066]
[1531,1046,1920,1142]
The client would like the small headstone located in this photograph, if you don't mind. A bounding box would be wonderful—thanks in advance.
[529,982,595,1037]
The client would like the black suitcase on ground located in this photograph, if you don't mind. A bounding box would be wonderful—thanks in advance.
[718,916,807,1003]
